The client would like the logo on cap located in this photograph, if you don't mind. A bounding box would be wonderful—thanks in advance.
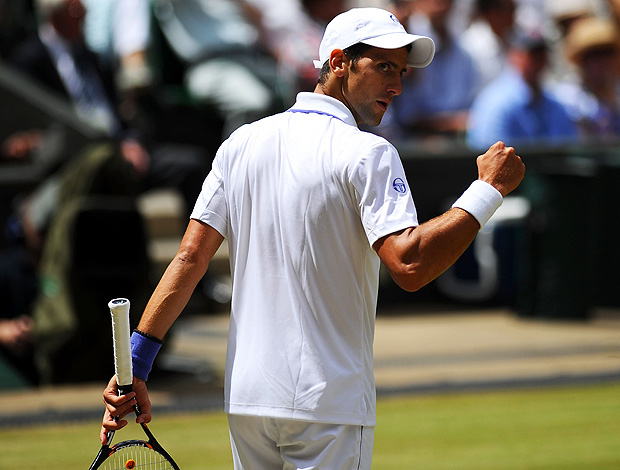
[393,178,407,193]
[389,14,401,26]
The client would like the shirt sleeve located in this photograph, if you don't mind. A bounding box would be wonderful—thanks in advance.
[350,140,419,247]
[190,147,228,238]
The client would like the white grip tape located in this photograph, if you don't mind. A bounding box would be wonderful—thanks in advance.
[452,180,503,229]
[109,298,132,387]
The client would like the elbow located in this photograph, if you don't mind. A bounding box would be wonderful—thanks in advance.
[401,281,424,293]
[174,245,210,274]
[389,265,428,293]
[393,277,426,293]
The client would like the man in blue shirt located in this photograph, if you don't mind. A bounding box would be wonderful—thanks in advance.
[386,0,481,142]
[467,29,577,150]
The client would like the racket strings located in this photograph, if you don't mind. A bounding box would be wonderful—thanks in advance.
[102,444,175,470]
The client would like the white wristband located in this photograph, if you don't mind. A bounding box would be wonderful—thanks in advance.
[452,180,503,229]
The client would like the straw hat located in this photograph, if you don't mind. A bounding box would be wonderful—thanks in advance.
[565,16,620,63]
[546,0,595,23]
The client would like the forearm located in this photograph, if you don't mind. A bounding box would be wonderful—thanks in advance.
[137,250,207,339]
[137,220,223,339]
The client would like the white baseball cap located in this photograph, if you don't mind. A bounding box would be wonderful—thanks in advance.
[313,8,435,69]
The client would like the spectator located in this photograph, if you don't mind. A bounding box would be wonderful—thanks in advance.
[0,0,215,384]
[605,0,620,75]
[609,0,620,29]
[0,247,38,384]
[466,28,578,149]
[9,0,209,215]
[545,0,599,83]
[152,0,285,137]
[546,0,600,38]
[243,0,305,53]
[0,139,146,385]
[385,0,482,143]
[553,16,620,140]
[81,0,154,94]
[461,0,517,86]
[81,0,155,130]
[11,0,121,136]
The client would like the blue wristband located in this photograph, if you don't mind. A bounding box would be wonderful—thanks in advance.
[131,330,163,381]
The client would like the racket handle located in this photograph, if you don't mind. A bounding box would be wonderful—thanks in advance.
[109,298,133,390]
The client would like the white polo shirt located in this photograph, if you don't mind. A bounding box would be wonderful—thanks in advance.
[191,92,418,426]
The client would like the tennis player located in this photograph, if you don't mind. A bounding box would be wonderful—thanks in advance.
[101,7,525,469]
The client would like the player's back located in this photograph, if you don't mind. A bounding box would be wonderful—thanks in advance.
[219,104,382,426]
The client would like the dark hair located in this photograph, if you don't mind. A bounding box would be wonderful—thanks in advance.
[317,43,373,84]
[317,42,413,84]
[318,42,413,85]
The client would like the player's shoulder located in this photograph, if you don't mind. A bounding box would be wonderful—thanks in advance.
[219,114,281,153]
[228,113,278,134]
[331,129,402,181]
[346,127,400,160]
[229,111,294,140]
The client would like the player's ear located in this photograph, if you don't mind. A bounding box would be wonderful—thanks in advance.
[329,49,348,77]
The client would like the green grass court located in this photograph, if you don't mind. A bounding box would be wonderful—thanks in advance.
[2,382,620,469]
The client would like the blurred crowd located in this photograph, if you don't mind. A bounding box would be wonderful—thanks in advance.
[1,0,620,386]
[377,0,620,149]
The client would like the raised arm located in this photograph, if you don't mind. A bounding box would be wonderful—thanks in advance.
[374,141,525,292]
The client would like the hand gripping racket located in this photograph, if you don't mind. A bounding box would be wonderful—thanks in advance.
[89,298,180,470]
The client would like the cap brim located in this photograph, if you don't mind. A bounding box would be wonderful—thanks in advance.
[362,33,435,68]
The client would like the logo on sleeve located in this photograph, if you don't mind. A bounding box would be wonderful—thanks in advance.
[392,177,407,194]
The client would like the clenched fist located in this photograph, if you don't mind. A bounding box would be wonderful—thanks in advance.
[477,141,525,196]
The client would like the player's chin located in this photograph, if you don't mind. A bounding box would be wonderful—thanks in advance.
[363,110,385,127]
[374,103,389,123]
[368,114,385,127]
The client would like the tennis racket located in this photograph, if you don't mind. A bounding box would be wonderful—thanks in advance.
[88,298,180,470]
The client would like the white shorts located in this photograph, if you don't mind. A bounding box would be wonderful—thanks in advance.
[228,415,375,470]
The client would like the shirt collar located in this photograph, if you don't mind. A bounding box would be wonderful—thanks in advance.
[289,92,358,127]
